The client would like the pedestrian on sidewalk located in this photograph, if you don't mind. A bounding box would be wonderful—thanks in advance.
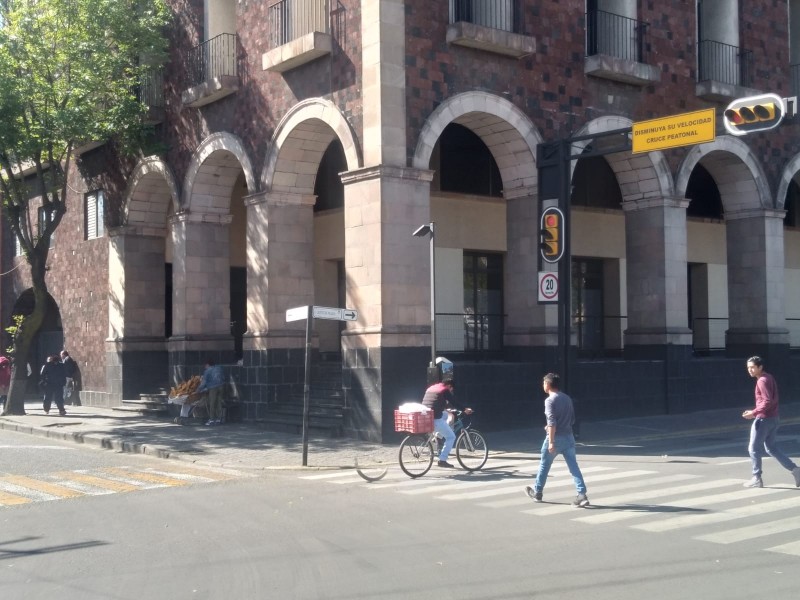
[741,356,800,488]
[525,372,590,507]
[60,350,78,405]
[40,354,67,416]
[0,356,11,408]
[197,359,226,426]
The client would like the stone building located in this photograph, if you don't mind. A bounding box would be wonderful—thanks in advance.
[3,0,800,440]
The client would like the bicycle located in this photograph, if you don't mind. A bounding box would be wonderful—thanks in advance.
[398,409,488,478]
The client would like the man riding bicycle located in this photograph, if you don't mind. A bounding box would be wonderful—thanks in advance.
[421,376,472,468]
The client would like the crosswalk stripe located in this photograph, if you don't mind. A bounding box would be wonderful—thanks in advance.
[0,489,32,505]
[102,468,190,487]
[765,540,800,556]
[696,517,800,544]
[442,469,660,502]
[1,474,85,499]
[399,466,618,496]
[518,474,703,514]
[302,471,362,480]
[480,474,693,509]
[574,479,744,524]
[54,471,141,493]
[633,494,800,532]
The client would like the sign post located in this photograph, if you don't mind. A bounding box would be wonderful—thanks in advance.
[285,305,359,466]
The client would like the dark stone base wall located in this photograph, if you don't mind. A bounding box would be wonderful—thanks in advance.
[107,349,170,402]
[343,345,432,443]
[231,348,306,421]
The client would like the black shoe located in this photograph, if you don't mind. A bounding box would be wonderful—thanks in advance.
[524,486,543,502]
[437,460,454,468]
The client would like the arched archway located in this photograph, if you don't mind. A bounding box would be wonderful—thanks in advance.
[676,138,786,353]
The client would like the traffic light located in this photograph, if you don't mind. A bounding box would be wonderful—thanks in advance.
[540,207,565,263]
[723,93,785,136]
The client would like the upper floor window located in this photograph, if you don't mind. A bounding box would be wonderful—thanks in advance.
[85,190,104,240]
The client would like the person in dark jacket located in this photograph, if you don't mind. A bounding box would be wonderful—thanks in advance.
[40,354,67,416]
[60,350,78,404]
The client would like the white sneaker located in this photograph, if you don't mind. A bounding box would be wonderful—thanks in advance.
[792,467,800,488]
[205,420,215,426]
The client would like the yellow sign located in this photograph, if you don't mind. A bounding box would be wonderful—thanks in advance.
[632,108,716,154]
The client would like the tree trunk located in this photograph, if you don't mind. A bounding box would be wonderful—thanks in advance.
[1,260,50,416]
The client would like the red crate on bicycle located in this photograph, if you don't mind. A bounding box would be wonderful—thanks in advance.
[394,409,434,433]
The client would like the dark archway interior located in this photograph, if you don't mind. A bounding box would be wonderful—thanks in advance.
[436,123,503,197]
[314,140,346,212]
[686,163,723,219]
[571,155,622,209]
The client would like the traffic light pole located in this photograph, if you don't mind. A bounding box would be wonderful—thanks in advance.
[538,127,632,394]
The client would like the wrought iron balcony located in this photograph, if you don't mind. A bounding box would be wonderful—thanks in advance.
[268,0,330,48]
[586,9,648,63]
[450,0,521,34]
[137,66,164,109]
[697,39,752,88]
[186,33,238,88]
[182,33,239,107]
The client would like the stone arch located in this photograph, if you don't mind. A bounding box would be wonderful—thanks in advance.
[776,151,800,209]
[183,132,257,212]
[572,115,675,201]
[260,98,362,193]
[123,156,181,229]
[675,136,772,212]
[412,91,542,197]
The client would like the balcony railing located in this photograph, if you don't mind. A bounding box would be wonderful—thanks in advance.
[269,0,330,48]
[137,66,164,109]
[585,10,648,63]
[185,33,238,89]
[697,40,752,88]
[450,0,521,34]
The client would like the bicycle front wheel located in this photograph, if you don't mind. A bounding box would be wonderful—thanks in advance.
[456,429,488,471]
[399,434,435,478]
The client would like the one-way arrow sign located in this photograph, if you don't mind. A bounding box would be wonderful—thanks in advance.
[286,305,359,323]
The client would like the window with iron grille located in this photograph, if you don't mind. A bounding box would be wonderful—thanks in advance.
[85,190,105,240]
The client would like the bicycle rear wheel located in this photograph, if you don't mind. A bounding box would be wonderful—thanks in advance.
[455,429,488,471]
[398,434,435,478]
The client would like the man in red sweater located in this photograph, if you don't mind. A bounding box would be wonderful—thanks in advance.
[741,356,800,488]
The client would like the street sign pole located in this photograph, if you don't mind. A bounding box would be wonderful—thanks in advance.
[302,304,312,466]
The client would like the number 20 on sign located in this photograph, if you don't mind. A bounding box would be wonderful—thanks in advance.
[538,272,559,303]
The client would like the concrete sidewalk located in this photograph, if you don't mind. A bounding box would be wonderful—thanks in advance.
[2,401,799,471]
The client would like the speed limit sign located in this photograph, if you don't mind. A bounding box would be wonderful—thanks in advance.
[538,272,559,303]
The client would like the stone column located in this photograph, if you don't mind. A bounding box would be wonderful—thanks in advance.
[725,208,789,355]
[340,166,434,439]
[623,196,692,353]
[167,211,234,380]
[504,187,558,358]
[105,226,168,402]
[243,191,315,350]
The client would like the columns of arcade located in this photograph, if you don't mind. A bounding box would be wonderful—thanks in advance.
[106,226,168,401]
[166,211,235,378]
[725,208,789,355]
[622,196,693,354]
[242,191,315,353]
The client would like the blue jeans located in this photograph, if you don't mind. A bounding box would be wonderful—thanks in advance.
[534,433,587,495]
[434,416,456,461]
[748,417,797,477]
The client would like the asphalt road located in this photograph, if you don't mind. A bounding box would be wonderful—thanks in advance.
[2,426,799,599]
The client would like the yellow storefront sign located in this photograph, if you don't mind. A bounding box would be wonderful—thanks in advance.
[632,108,716,154]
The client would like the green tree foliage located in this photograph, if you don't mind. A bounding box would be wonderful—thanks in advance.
[0,0,171,414]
